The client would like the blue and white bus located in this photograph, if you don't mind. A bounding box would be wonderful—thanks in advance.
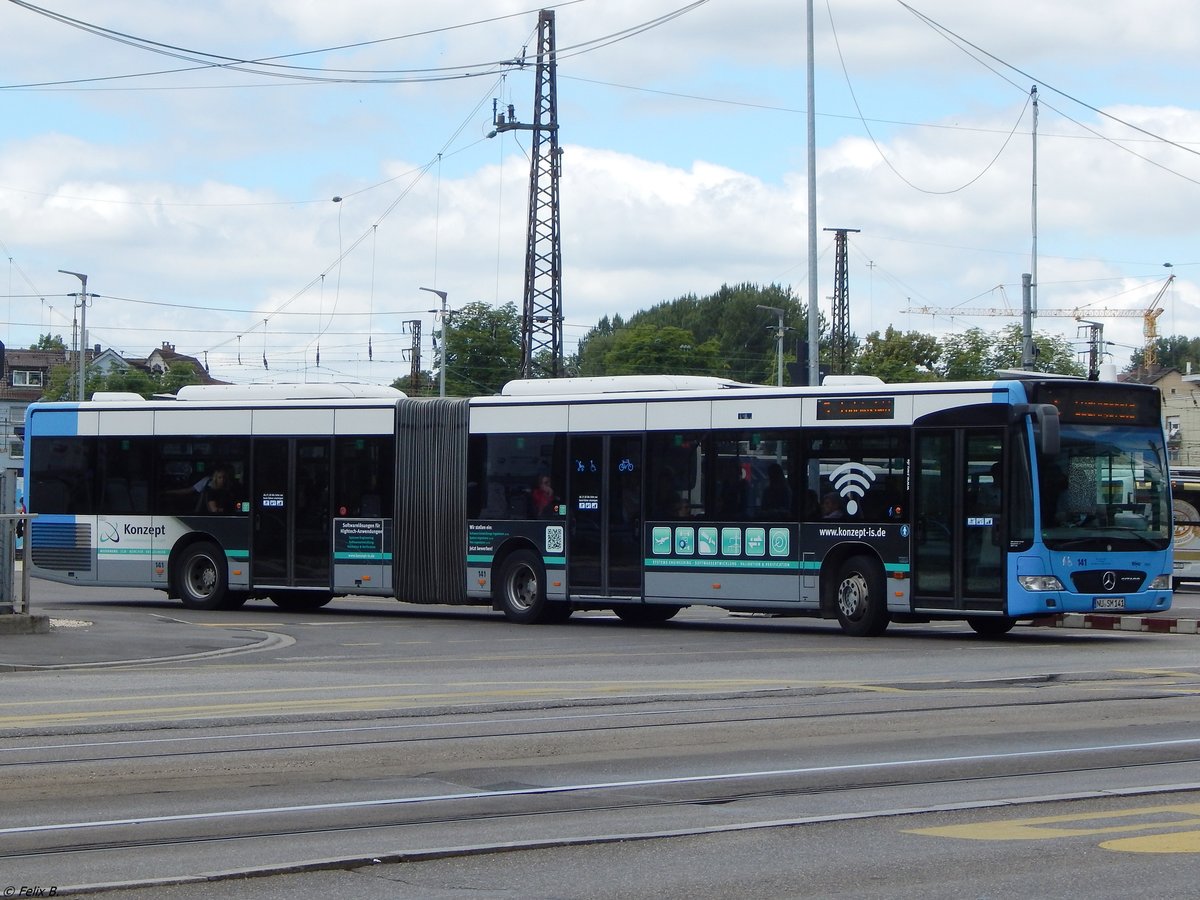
[25,373,1174,635]
[1169,465,1200,588]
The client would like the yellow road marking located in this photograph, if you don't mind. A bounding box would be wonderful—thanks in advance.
[909,802,1200,854]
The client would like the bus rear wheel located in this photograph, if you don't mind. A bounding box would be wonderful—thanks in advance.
[176,541,231,611]
[967,615,1016,637]
[833,555,890,637]
[613,604,681,625]
[497,549,562,624]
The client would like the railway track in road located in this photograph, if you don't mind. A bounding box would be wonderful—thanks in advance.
[5,681,1200,892]
[1,668,1199,769]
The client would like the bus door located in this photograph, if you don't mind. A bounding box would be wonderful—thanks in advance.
[567,434,643,597]
[252,438,332,588]
[912,429,1004,609]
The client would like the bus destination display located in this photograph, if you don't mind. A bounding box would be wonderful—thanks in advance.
[816,397,895,421]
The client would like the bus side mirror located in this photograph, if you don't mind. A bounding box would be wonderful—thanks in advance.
[1013,403,1060,456]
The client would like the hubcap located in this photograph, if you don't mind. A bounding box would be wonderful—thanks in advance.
[837,572,868,620]
[190,560,216,597]
[508,566,536,612]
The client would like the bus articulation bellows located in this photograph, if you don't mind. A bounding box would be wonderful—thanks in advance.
[25,374,1173,635]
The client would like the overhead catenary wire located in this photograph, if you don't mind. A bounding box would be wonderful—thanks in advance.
[1,0,707,90]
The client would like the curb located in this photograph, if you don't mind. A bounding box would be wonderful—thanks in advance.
[1032,613,1200,634]
[0,613,51,635]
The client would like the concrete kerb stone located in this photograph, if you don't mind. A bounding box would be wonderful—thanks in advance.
[0,613,50,634]
[1032,613,1200,634]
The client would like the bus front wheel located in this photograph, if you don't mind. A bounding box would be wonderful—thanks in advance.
[834,555,890,637]
[176,542,230,611]
[497,549,561,624]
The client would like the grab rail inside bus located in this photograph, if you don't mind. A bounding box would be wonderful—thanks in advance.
[1013,402,1060,456]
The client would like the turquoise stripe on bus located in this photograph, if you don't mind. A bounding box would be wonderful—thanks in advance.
[645,558,799,571]
[795,560,910,573]
[467,554,565,568]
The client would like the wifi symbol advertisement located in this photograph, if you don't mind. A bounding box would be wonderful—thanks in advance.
[829,462,876,516]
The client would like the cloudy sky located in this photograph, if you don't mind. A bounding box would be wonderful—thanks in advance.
[1,0,1198,386]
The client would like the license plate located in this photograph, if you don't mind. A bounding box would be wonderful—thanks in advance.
[1094,597,1126,610]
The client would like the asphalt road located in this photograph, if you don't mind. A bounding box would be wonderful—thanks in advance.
[3,581,1200,898]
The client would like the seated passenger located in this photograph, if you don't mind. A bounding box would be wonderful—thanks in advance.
[199,465,237,514]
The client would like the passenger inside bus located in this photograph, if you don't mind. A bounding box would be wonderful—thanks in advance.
[820,492,844,519]
[759,463,792,518]
[531,474,556,517]
[199,465,239,514]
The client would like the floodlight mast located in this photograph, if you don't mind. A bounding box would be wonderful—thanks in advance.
[421,287,449,397]
[58,270,87,401]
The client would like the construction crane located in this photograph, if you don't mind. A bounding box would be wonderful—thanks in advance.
[904,274,1176,368]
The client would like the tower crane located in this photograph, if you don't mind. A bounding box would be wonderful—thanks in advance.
[904,274,1176,369]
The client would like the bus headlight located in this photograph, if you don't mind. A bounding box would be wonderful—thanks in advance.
[1018,575,1064,592]
[1149,574,1172,590]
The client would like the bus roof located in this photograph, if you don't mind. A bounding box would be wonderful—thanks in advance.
[172,383,405,401]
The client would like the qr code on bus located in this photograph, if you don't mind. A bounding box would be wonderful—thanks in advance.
[545,525,564,554]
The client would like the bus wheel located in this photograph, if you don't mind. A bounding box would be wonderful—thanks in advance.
[967,615,1016,637]
[176,542,230,611]
[270,592,334,612]
[834,555,890,637]
[614,604,681,626]
[497,549,555,624]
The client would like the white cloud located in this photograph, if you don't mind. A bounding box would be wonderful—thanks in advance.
[1,0,1199,382]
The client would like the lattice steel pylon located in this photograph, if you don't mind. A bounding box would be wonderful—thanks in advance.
[824,227,859,375]
[494,9,563,379]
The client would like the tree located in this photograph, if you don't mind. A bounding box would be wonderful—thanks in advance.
[853,327,940,383]
[937,328,998,381]
[442,301,522,396]
[391,371,438,397]
[29,333,67,351]
[40,361,208,401]
[991,324,1084,376]
[41,364,76,401]
[936,325,1083,380]
[601,323,726,376]
[1129,335,1200,374]
[574,283,820,384]
[159,362,207,395]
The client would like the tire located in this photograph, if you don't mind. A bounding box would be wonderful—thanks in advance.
[833,554,891,637]
[176,541,231,611]
[967,615,1017,637]
[613,604,681,625]
[496,549,560,624]
[269,592,334,612]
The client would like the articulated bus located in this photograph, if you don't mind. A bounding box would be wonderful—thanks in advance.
[25,373,1174,635]
[1170,465,1200,588]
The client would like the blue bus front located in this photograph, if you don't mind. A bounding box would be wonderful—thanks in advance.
[1009,380,1173,618]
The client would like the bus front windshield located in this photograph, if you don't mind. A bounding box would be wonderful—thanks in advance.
[1038,424,1170,551]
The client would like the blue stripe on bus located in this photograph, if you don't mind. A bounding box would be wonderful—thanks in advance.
[28,409,80,436]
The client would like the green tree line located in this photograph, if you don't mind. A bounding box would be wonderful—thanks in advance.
[396,283,1096,395]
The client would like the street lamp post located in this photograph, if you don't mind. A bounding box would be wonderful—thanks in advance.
[58,270,87,401]
[420,287,449,397]
[757,305,786,386]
